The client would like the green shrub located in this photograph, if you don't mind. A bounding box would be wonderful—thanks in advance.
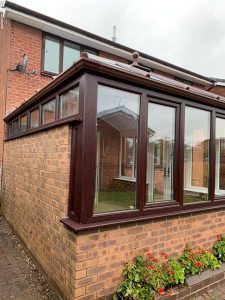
[113,252,185,300]
[213,234,225,262]
[179,244,220,275]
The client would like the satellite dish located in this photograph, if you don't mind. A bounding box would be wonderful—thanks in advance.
[15,53,28,73]
[21,54,28,73]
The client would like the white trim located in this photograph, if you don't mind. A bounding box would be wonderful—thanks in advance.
[4,7,212,86]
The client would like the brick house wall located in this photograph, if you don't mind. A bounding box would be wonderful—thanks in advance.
[0,19,52,184]
[3,125,74,299]
[3,123,225,300]
[6,20,51,114]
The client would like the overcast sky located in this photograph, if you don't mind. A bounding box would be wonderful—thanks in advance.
[10,0,225,78]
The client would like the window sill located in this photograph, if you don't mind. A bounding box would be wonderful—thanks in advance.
[61,201,225,233]
[114,177,136,182]
[184,187,208,194]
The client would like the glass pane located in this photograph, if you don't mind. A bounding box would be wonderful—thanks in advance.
[42,99,56,125]
[44,37,60,73]
[146,103,175,203]
[215,118,225,196]
[20,115,27,132]
[94,85,140,214]
[13,119,19,135]
[8,123,13,137]
[184,107,210,203]
[121,137,136,178]
[30,109,39,129]
[63,42,80,71]
[59,86,79,118]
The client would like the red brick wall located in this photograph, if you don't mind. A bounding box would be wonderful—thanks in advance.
[6,21,51,114]
[0,20,52,179]
[3,125,225,299]
[98,120,120,191]
[3,125,74,299]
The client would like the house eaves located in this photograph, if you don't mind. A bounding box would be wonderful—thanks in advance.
[4,54,225,123]
[3,0,214,87]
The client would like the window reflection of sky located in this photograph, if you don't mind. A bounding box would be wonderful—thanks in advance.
[185,107,210,147]
[148,103,175,141]
[216,118,225,139]
[97,85,139,115]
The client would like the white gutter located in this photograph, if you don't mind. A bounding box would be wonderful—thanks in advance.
[5,7,212,86]
[215,81,225,87]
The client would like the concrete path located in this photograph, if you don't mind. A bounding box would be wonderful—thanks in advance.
[0,216,58,300]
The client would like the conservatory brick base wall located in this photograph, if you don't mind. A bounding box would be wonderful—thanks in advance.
[2,126,225,300]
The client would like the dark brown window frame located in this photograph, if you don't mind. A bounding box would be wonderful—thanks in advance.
[20,113,28,133]
[41,98,56,125]
[214,113,225,202]
[5,66,225,231]
[41,33,99,75]
[5,79,81,141]
[66,75,225,229]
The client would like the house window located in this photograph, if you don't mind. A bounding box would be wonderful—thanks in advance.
[13,119,19,135]
[63,41,80,71]
[43,35,98,74]
[43,35,80,74]
[184,107,210,203]
[94,85,140,214]
[20,115,27,132]
[44,36,60,73]
[146,102,176,203]
[8,123,13,137]
[42,99,56,125]
[30,109,39,129]
[59,86,79,118]
[215,117,225,196]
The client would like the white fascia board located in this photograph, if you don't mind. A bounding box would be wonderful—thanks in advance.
[215,82,225,87]
[5,8,212,86]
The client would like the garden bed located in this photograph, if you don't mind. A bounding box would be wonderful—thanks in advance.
[113,234,225,300]
[162,263,225,299]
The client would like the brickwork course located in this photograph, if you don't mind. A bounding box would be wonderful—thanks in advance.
[2,124,225,299]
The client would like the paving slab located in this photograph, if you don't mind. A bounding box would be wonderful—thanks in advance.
[0,216,59,300]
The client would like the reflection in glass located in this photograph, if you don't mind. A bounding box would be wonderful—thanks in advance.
[146,103,175,203]
[13,119,19,135]
[59,86,79,118]
[8,123,13,137]
[121,137,136,178]
[184,107,210,203]
[30,109,39,129]
[44,37,60,73]
[215,118,225,196]
[42,100,56,125]
[63,42,80,71]
[20,115,27,132]
[94,85,140,213]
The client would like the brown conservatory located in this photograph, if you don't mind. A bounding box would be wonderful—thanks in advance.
[3,52,225,299]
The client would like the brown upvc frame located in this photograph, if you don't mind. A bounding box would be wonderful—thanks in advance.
[41,33,99,75]
[67,74,225,228]
[41,98,57,126]
[5,78,81,141]
[144,97,181,208]
[214,113,225,202]
[5,57,225,231]
[20,113,28,133]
